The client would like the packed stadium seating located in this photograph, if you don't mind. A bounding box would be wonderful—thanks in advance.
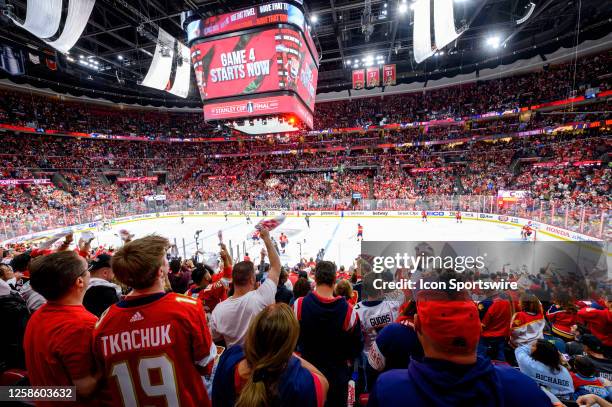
[0,46,610,407]
[0,126,608,239]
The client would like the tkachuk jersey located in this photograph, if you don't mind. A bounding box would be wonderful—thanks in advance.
[354,300,400,353]
[93,292,216,407]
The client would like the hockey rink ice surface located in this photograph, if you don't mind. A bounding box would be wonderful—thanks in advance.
[91,215,558,267]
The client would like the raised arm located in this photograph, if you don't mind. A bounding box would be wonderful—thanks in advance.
[57,232,74,252]
[259,227,280,285]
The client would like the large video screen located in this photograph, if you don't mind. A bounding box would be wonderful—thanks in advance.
[191,27,318,113]
[186,2,316,55]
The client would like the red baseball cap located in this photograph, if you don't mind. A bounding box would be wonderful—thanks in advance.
[416,291,481,354]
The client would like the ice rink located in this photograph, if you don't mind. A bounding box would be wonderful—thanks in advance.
[91,214,557,267]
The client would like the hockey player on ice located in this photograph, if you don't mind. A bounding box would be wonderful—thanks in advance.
[521,222,534,240]
[279,232,289,254]
[456,211,462,223]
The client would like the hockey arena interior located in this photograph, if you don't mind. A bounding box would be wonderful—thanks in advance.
[0,0,610,406]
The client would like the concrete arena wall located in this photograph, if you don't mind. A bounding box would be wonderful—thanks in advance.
[6,210,601,245]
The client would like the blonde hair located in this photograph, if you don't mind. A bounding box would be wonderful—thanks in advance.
[111,235,169,289]
[235,303,299,407]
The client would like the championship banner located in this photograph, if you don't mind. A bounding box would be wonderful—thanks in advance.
[366,67,380,88]
[116,176,158,183]
[0,178,51,186]
[352,69,365,90]
[383,64,396,86]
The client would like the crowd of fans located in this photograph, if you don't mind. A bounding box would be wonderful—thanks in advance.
[313,51,610,129]
[0,55,608,237]
[0,48,610,407]
[1,128,608,239]
[0,226,610,406]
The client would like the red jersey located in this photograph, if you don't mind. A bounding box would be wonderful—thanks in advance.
[74,247,90,259]
[212,265,233,283]
[93,292,215,407]
[546,305,577,340]
[456,211,461,218]
[357,225,364,234]
[577,307,612,346]
[348,291,358,307]
[479,297,512,338]
[288,272,299,286]
[421,211,427,217]
[337,271,350,281]
[199,279,229,313]
[24,303,98,407]
[279,234,288,243]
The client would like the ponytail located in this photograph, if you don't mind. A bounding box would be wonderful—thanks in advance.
[235,375,272,407]
[235,303,299,407]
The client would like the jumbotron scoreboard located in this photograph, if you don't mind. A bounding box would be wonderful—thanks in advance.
[187,1,319,132]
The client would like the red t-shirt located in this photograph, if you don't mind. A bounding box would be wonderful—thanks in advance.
[93,292,215,407]
[24,303,98,407]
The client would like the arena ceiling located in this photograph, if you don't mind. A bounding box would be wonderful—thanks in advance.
[0,0,610,107]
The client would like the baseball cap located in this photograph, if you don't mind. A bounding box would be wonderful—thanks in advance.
[89,254,112,272]
[416,291,481,354]
[581,334,603,353]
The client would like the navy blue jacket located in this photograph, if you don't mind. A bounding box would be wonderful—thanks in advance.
[368,356,553,407]
[212,345,320,407]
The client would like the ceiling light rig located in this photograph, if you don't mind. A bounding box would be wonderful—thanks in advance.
[516,2,536,25]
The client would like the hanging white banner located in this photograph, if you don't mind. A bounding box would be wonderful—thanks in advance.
[141,28,176,91]
[12,0,63,39]
[413,0,435,63]
[168,42,191,98]
[44,0,96,53]
[434,0,460,50]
